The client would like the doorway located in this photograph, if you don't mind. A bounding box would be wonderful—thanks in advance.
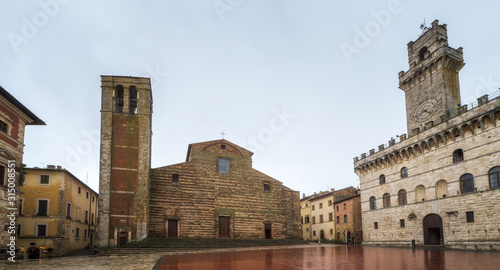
[264,223,272,239]
[219,216,230,238]
[118,231,127,247]
[423,214,443,245]
[167,220,178,238]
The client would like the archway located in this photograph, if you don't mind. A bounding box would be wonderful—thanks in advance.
[423,214,443,245]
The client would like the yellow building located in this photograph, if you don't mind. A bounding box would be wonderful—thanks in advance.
[300,187,359,241]
[17,167,98,258]
[300,195,313,240]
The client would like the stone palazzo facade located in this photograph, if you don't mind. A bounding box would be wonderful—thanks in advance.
[354,20,500,250]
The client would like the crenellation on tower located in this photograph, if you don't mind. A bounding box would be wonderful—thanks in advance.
[398,20,465,136]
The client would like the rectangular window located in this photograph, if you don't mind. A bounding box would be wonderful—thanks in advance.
[313,231,316,236]
[466,211,474,223]
[85,210,89,223]
[92,196,95,203]
[329,213,333,221]
[343,203,346,210]
[400,219,405,228]
[19,199,23,215]
[218,158,229,173]
[336,216,340,224]
[328,200,332,206]
[68,180,72,190]
[172,174,179,182]
[84,229,87,239]
[39,175,50,185]
[264,182,270,191]
[38,200,48,216]
[319,203,323,209]
[78,186,82,195]
[17,224,22,237]
[330,229,333,235]
[86,191,89,199]
[66,203,71,218]
[374,222,379,229]
[37,224,47,236]
[91,213,95,225]
[319,215,323,223]
[344,215,348,223]
[0,120,8,133]
[312,217,316,224]
[304,216,309,223]
[312,205,315,211]
[0,165,5,185]
[77,207,81,221]
[76,228,80,238]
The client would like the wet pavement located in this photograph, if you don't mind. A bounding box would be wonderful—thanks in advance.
[1,244,499,270]
[156,245,500,270]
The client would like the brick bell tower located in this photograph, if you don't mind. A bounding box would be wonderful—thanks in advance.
[98,76,152,247]
[398,20,465,136]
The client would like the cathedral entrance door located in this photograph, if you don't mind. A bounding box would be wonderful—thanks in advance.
[264,223,272,239]
[423,214,443,245]
[219,216,230,238]
[167,220,178,238]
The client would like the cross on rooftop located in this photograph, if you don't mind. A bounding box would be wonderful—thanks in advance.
[221,131,226,139]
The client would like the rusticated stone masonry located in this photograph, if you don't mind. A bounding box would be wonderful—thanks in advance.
[149,139,301,239]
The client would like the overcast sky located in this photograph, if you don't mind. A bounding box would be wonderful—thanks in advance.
[1,0,499,196]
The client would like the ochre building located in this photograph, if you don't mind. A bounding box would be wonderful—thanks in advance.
[300,187,359,242]
[354,20,500,250]
[98,76,301,247]
[18,167,98,257]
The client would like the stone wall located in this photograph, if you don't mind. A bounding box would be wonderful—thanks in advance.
[356,98,500,250]
[149,140,301,239]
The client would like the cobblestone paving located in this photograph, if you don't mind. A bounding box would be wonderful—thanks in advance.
[0,253,162,270]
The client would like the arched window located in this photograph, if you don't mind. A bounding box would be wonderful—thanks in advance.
[490,167,500,189]
[382,193,391,208]
[398,189,407,205]
[415,185,426,202]
[343,203,346,210]
[343,215,348,223]
[401,167,408,178]
[453,149,464,163]
[435,180,448,198]
[379,174,386,185]
[460,174,475,193]
[129,85,138,114]
[115,85,124,113]
[419,47,428,61]
[369,196,376,210]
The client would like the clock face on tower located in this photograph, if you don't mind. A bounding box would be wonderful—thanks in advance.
[414,99,438,122]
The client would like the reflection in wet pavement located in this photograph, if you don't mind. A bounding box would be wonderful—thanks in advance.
[159,245,499,270]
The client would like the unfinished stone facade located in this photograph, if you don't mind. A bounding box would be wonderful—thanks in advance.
[354,20,500,250]
[97,76,152,248]
[149,140,301,239]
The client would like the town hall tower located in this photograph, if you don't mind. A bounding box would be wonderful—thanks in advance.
[398,20,465,135]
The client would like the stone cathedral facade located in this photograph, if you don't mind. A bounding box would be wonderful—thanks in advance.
[97,76,300,248]
[354,20,500,250]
